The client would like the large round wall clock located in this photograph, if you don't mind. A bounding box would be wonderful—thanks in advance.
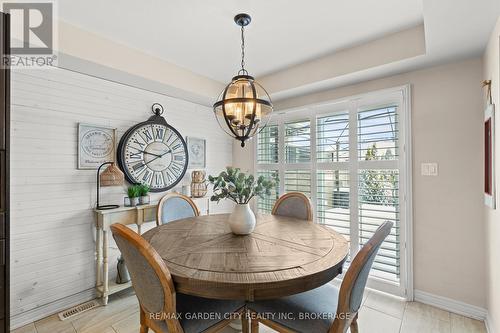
[117,104,188,192]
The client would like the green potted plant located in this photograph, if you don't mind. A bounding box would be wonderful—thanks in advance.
[208,167,277,235]
[138,184,151,205]
[125,185,140,207]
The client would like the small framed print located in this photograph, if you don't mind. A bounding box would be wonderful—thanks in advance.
[485,104,496,209]
[187,137,206,169]
[78,123,116,170]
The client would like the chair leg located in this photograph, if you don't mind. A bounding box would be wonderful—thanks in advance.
[350,314,359,333]
[241,311,249,333]
[139,307,149,333]
[251,319,259,333]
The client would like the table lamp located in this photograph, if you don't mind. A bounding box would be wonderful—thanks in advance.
[96,162,124,210]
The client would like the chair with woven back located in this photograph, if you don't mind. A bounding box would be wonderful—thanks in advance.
[110,223,247,333]
[156,193,200,226]
[247,221,394,333]
[271,192,313,221]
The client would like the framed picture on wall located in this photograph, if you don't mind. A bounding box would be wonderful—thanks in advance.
[78,123,116,170]
[187,137,206,169]
[485,103,496,209]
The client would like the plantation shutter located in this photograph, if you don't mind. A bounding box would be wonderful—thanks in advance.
[284,170,311,197]
[316,112,351,241]
[357,106,400,281]
[285,120,310,163]
[257,125,279,164]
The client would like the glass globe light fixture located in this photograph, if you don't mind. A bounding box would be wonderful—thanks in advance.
[213,13,273,147]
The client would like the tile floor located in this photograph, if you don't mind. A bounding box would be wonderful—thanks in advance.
[11,288,487,333]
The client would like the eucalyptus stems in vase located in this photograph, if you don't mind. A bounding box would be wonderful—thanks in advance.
[208,167,277,235]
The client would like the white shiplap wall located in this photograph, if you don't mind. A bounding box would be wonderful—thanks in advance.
[10,67,233,328]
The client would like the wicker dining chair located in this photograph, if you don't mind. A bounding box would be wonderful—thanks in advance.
[271,192,313,221]
[156,193,200,226]
[248,221,394,333]
[110,224,247,333]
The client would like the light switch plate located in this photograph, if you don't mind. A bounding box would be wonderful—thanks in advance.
[421,163,438,176]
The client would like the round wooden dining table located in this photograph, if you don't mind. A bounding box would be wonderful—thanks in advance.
[142,213,349,301]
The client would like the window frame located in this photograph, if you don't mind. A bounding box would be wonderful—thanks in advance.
[253,85,413,299]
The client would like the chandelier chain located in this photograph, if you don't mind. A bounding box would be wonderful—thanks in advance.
[240,26,247,75]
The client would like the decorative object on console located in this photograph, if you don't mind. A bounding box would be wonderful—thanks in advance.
[191,170,208,198]
[208,167,277,235]
[125,185,139,207]
[213,13,273,147]
[186,137,206,168]
[78,123,116,169]
[138,184,151,205]
[117,103,188,192]
[115,255,130,284]
[483,80,496,209]
[96,162,124,210]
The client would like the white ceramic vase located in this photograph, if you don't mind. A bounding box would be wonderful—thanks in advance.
[228,203,256,235]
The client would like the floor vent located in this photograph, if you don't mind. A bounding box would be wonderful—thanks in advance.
[58,300,100,321]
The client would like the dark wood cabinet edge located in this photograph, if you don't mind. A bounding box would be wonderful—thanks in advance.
[1,11,10,333]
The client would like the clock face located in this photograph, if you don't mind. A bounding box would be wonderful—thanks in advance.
[118,122,188,192]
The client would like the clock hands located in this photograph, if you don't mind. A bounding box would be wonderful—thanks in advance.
[130,147,163,158]
[144,148,172,166]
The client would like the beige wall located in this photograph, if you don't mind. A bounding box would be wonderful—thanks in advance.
[483,16,500,333]
[234,58,486,308]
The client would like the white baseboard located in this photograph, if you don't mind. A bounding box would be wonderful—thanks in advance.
[11,289,96,330]
[486,312,495,333]
[414,290,487,321]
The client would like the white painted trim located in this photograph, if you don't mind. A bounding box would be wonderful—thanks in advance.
[11,289,96,330]
[402,84,414,301]
[485,312,495,333]
[414,290,487,321]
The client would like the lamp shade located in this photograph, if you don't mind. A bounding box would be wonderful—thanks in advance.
[99,163,124,187]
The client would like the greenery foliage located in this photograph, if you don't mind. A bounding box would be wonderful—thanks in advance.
[138,183,150,196]
[359,144,398,205]
[127,185,140,198]
[208,167,278,205]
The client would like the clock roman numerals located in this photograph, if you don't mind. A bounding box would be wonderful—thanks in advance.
[141,128,153,143]
[120,122,187,191]
[155,127,165,141]
[132,162,146,173]
[128,151,142,160]
[142,169,152,183]
[153,172,164,187]
[132,138,145,149]
[170,161,182,174]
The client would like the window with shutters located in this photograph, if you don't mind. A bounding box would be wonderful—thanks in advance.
[317,170,350,241]
[317,113,349,162]
[257,125,279,164]
[255,86,411,297]
[285,170,311,197]
[285,120,310,163]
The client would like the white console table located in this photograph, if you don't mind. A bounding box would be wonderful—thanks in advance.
[94,197,210,305]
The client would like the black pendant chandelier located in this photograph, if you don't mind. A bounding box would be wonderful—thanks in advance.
[213,13,273,147]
